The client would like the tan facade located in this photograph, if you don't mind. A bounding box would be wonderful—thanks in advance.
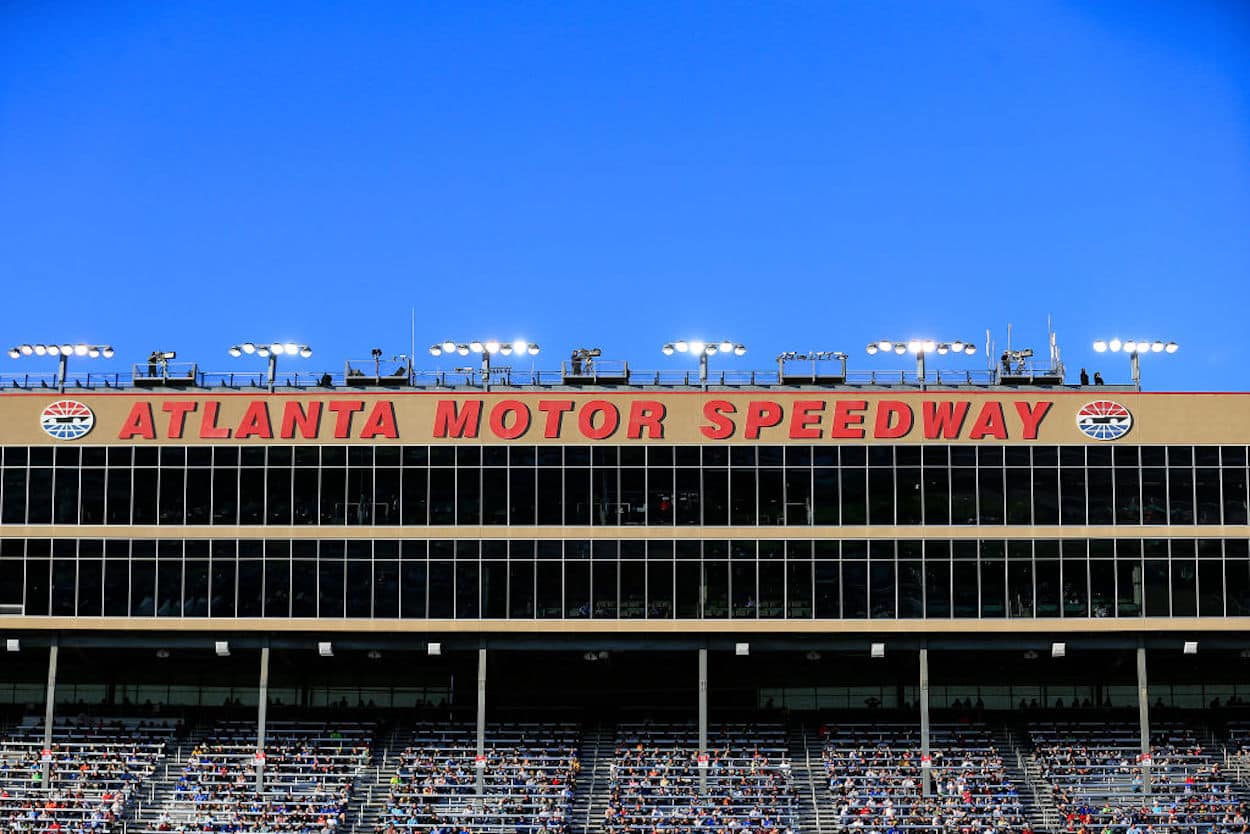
[4,390,1249,446]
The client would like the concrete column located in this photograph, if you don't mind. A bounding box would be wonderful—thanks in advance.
[42,642,58,789]
[698,648,708,794]
[920,647,931,798]
[477,647,487,800]
[1137,646,1151,796]
[256,646,270,792]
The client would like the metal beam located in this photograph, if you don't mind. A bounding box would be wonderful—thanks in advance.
[42,641,58,789]
[1137,645,1151,796]
[920,647,931,798]
[698,647,708,794]
[256,645,269,792]
[477,647,487,802]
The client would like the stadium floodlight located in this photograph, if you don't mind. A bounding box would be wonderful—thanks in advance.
[735,643,750,656]
[866,338,978,384]
[318,642,334,657]
[1091,337,1178,390]
[1183,641,1198,655]
[5,639,18,653]
[870,643,886,659]
[429,339,540,389]
[1051,642,1066,659]
[427,642,442,656]
[215,641,230,657]
[662,339,746,384]
[230,341,312,392]
[8,342,115,393]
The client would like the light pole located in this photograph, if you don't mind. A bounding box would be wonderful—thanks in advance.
[1092,339,1178,390]
[229,341,313,392]
[430,339,540,390]
[8,343,115,392]
[865,339,977,385]
[662,340,747,385]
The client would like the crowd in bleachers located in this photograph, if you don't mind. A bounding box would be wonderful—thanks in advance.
[141,719,372,834]
[822,724,1028,834]
[375,722,578,834]
[1029,723,1249,834]
[605,723,796,834]
[0,716,172,834]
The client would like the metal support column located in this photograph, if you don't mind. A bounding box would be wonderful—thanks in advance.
[256,645,270,792]
[477,647,487,801]
[698,648,708,794]
[1137,645,1151,796]
[42,641,58,789]
[920,647,932,797]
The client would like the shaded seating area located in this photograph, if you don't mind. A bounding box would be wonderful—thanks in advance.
[1028,721,1248,833]
[376,722,578,834]
[822,724,1027,833]
[0,716,173,834]
[140,719,372,833]
[605,722,796,834]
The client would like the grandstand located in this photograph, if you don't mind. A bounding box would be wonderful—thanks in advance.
[0,345,1248,832]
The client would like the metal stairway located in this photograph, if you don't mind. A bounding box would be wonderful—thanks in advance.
[570,723,614,834]
[992,725,1054,833]
[346,725,413,834]
[790,725,834,834]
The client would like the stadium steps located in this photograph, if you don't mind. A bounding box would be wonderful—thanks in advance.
[1011,730,1063,834]
[125,726,212,833]
[793,725,833,834]
[570,722,613,834]
[345,724,413,834]
[993,725,1055,833]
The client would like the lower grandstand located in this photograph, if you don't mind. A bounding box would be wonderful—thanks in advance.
[0,644,1247,833]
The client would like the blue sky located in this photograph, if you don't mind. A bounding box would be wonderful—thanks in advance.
[2,1,1247,390]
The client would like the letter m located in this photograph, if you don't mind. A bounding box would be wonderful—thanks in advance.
[433,400,481,438]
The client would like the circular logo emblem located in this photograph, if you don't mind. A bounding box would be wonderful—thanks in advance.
[1076,400,1132,441]
[39,400,95,440]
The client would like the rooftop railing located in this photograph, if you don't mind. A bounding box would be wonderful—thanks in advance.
[0,366,1087,392]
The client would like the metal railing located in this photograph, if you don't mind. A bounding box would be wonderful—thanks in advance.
[0,365,1066,391]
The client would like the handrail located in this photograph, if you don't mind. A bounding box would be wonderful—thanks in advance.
[0,365,1078,392]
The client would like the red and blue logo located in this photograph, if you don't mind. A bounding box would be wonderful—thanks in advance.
[1075,400,1132,441]
[39,400,95,440]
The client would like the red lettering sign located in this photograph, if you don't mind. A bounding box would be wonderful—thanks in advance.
[360,401,398,439]
[788,400,825,439]
[579,401,619,440]
[280,401,322,439]
[200,401,231,439]
[968,402,1007,440]
[626,401,666,439]
[922,401,970,439]
[1015,401,1052,440]
[161,401,196,439]
[744,401,784,439]
[538,400,574,438]
[830,400,867,439]
[433,400,481,439]
[874,401,913,439]
[118,403,156,440]
[700,401,736,440]
[236,402,273,439]
[489,400,531,440]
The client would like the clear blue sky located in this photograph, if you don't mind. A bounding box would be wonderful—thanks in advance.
[2,1,1247,390]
